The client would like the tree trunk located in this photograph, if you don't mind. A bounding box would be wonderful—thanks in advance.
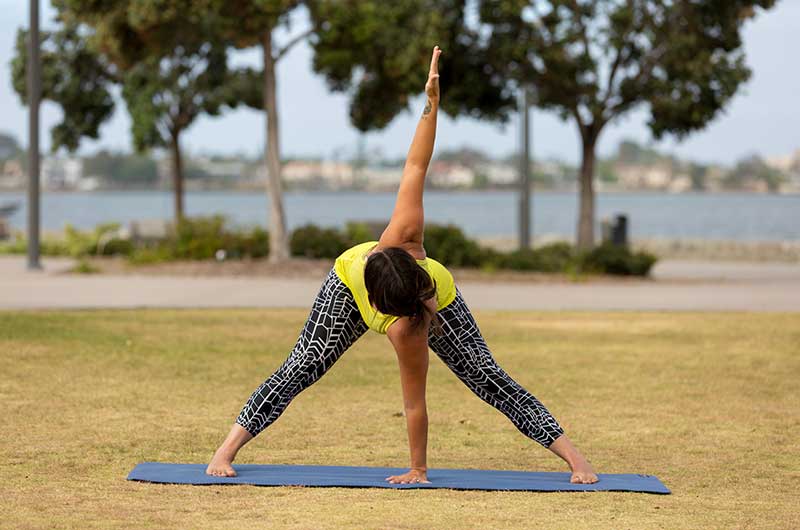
[263,31,289,262]
[576,135,597,250]
[169,131,184,224]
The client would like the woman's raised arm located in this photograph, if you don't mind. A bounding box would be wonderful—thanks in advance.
[378,46,442,254]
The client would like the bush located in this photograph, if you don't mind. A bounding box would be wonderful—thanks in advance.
[1,217,657,276]
[0,233,69,256]
[578,243,657,276]
[61,222,132,257]
[97,237,134,256]
[226,226,270,259]
[344,222,377,245]
[71,258,101,274]
[171,215,228,260]
[128,246,174,265]
[128,215,270,263]
[497,242,575,272]
[0,234,28,255]
[290,224,351,259]
[422,224,486,268]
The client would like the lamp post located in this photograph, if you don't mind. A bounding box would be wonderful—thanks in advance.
[518,87,531,250]
[27,0,42,270]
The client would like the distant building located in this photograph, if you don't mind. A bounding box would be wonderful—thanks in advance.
[616,162,672,189]
[480,162,517,186]
[667,174,693,193]
[0,159,25,189]
[704,166,727,192]
[428,161,475,187]
[281,160,355,188]
[193,156,249,179]
[42,156,83,190]
[363,166,403,189]
[766,149,800,172]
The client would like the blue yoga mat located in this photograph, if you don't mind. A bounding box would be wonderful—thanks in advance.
[127,462,670,494]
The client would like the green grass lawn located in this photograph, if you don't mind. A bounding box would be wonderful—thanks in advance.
[1,309,798,529]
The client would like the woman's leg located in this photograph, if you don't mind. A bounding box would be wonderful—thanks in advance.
[427,287,597,483]
[207,268,368,476]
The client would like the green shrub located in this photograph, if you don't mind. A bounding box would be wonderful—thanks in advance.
[63,224,96,257]
[344,222,377,245]
[71,258,101,274]
[40,238,71,256]
[170,215,227,260]
[91,222,132,256]
[290,224,351,259]
[128,246,174,265]
[0,233,73,256]
[129,216,270,262]
[0,234,31,255]
[2,217,657,276]
[422,224,486,267]
[579,243,657,276]
[53,222,131,257]
[497,242,575,272]
[225,226,270,259]
[534,242,576,271]
[97,237,134,256]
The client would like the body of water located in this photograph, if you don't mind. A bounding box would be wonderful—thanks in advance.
[0,190,798,241]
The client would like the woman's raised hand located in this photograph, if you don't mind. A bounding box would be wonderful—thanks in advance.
[424,45,442,103]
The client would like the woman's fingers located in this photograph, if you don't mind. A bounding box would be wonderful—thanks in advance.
[429,45,441,75]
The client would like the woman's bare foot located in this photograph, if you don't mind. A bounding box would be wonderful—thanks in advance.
[206,447,237,477]
[547,434,599,484]
[205,424,254,477]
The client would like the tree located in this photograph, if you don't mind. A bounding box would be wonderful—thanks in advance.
[121,39,240,220]
[16,4,242,224]
[199,0,315,262]
[61,0,312,260]
[309,1,514,128]
[11,23,116,152]
[479,0,776,248]
[729,154,785,192]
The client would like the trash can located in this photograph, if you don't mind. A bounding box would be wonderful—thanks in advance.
[601,214,628,246]
[611,214,628,247]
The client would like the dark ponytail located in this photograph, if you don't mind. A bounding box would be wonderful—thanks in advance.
[364,247,444,336]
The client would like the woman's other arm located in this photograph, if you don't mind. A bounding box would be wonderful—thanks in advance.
[384,316,432,484]
[379,46,442,255]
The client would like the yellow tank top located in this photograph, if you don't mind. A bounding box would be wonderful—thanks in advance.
[334,240,457,334]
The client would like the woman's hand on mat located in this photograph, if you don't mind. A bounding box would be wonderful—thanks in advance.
[385,468,430,485]
[569,459,598,484]
[424,46,441,103]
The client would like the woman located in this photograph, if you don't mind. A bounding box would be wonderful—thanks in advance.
[207,46,598,485]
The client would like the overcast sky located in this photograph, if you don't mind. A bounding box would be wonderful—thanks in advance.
[1,1,798,166]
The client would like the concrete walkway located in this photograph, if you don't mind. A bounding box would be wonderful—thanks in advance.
[1,256,798,311]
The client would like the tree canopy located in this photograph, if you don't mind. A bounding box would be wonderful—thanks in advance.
[478,0,776,247]
[12,23,116,152]
[308,0,516,131]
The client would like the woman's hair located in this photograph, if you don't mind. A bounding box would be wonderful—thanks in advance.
[364,247,443,336]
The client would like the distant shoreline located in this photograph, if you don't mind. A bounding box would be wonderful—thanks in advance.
[1,188,799,197]
[1,190,797,245]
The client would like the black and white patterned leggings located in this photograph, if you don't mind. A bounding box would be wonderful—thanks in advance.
[236,267,565,448]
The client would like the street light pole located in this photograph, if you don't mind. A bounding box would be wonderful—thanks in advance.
[518,87,531,250]
[27,0,42,270]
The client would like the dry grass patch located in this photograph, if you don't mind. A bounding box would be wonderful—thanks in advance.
[1,310,798,529]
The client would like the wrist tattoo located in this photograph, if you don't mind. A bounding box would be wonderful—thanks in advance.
[423,99,432,116]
